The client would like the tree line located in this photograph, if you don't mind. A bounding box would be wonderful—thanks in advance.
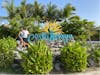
[0,0,98,41]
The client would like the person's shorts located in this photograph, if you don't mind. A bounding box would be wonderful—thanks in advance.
[23,38,28,43]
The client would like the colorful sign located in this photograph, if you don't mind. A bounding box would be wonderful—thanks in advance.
[28,31,73,44]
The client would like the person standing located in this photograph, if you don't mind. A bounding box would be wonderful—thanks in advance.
[22,27,30,47]
[16,28,24,49]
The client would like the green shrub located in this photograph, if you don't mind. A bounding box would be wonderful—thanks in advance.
[88,47,100,67]
[60,42,87,72]
[20,40,53,74]
[0,37,16,71]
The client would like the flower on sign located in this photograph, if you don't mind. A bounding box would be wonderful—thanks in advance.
[41,22,63,34]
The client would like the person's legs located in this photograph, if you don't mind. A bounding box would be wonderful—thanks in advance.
[20,38,24,47]
[16,40,23,50]
[17,40,20,47]
[23,38,28,47]
[23,42,28,47]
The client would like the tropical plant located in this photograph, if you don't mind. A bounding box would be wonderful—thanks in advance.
[0,25,11,38]
[0,37,16,71]
[2,0,16,19]
[20,40,53,74]
[1,0,41,37]
[63,3,76,18]
[33,0,44,19]
[88,45,100,67]
[61,18,95,40]
[45,2,59,21]
[60,42,87,72]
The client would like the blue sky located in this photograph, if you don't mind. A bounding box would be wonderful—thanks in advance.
[0,0,100,26]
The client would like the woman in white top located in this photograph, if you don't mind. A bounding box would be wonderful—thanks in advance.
[21,27,29,47]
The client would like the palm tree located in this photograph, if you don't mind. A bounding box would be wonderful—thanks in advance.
[26,4,34,17]
[33,0,44,19]
[45,2,58,21]
[16,0,27,18]
[63,3,76,18]
[2,0,16,19]
[68,15,80,21]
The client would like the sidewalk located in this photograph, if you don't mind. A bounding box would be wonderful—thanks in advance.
[50,67,100,75]
[0,68,100,75]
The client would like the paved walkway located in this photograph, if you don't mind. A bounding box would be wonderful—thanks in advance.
[0,69,100,75]
[50,68,100,75]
